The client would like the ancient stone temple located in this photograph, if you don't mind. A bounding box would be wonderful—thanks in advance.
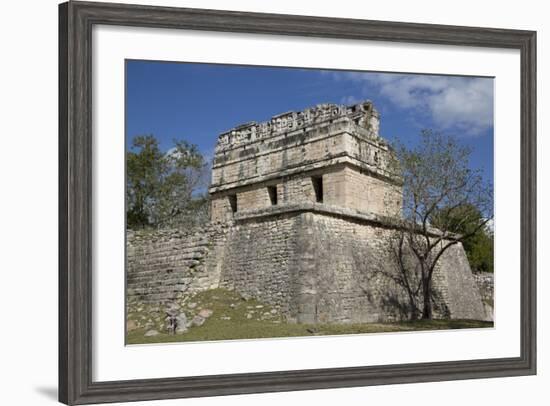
[209,102,402,222]
[127,101,488,324]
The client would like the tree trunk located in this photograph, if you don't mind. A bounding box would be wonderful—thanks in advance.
[421,279,433,319]
[408,293,419,320]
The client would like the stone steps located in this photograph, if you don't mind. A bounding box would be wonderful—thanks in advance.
[129,248,207,257]
[131,292,180,303]
[130,259,198,268]
[127,230,213,304]
[127,284,191,295]
[128,277,195,287]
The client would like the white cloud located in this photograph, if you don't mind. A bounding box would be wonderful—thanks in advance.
[340,95,361,105]
[485,218,494,233]
[327,71,494,136]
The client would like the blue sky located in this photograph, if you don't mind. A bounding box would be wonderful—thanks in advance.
[126,60,494,183]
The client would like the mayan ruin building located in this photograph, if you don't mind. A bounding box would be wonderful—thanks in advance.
[209,101,401,221]
[127,101,487,324]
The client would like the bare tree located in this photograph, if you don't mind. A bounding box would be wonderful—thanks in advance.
[387,130,493,319]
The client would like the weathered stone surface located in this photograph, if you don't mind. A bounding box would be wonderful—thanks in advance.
[175,313,188,334]
[191,315,206,327]
[165,302,180,316]
[198,309,213,318]
[473,273,494,304]
[127,207,486,323]
[126,320,137,331]
[126,224,230,305]
[144,329,159,337]
[473,272,494,321]
[209,102,402,222]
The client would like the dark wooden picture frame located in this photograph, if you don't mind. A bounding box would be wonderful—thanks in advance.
[59,1,537,404]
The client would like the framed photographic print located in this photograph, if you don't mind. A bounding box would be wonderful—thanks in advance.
[59,1,536,404]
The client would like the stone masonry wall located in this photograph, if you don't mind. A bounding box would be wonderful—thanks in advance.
[126,224,230,305]
[211,163,402,222]
[210,102,402,223]
[435,244,487,319]
[210,102,392,194]
[211,122,347,189]
[289,212,398,323]
[127,208,486,323]
[286,211,484,323]
[473,272,494,304]
[219,213,301,315]
[340,166,402,216]
[210,195,234,223]
[473,272,494,321]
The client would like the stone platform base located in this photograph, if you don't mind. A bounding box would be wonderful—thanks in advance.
[127,204,486,323]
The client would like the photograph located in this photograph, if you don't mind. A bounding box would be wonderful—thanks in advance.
[125,61,495,344]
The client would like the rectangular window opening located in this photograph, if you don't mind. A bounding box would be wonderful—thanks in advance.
[228,194,237,213]
[268,186,278,205]
[312,176,323,203]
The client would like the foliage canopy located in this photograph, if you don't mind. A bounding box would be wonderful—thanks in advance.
[126,134,209,229]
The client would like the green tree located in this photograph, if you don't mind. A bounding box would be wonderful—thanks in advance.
[126,135,208,229]
[431,204,494,274]
[126,135,165,228]
[467,228,494,273]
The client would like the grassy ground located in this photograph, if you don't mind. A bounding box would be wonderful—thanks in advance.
[126,288,493,345]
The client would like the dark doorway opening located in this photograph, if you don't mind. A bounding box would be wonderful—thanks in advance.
[268,186,278,205]
[312,176,323,203]
[228,194,237,213]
